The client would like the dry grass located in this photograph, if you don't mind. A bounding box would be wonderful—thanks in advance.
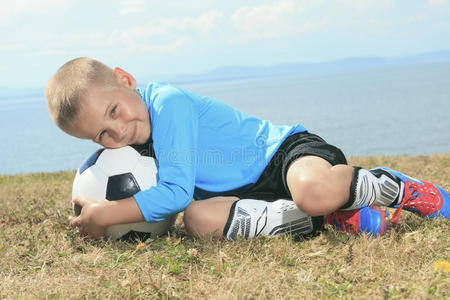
[0,155,449,299]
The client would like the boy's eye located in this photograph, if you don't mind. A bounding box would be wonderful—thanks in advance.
[110,105,118,117]
[98,131,106,141]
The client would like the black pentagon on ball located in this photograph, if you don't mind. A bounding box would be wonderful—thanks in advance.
[120,230,153,242]
[79,148,105,174]
[106,172,141,201]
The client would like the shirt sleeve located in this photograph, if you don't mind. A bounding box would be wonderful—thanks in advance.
[134,87,198,222]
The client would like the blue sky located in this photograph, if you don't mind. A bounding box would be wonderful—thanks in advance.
[1,0,450,87]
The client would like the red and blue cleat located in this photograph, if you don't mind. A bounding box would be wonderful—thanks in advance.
[323,206,388,237]
[371,167,450,223]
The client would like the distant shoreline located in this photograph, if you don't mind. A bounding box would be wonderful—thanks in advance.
[2,50,450,98]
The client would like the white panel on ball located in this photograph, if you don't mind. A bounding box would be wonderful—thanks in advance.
[133,155,158,189]
[72,165,108,201]
[96,146,140,176]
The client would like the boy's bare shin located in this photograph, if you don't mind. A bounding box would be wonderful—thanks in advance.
[183,196,238,238]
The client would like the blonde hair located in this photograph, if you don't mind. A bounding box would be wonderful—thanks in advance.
[45,57,118,130]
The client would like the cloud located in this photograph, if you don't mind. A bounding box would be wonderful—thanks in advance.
[335,0,393,10]
[108,10,223,54]
[229,0,427,41]
[230,0,328,39]
[120,37,189,54]
[117,0,146,14]
[194,10,224,34]
[0,43,26,52]
[33,50,68,57]
[428,0,448,5]
[231,0,295,36]
[0,0,72,22]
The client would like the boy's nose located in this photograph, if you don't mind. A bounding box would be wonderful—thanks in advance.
[112,122,126,141]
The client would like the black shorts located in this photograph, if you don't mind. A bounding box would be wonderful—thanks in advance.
[237,131,347,201]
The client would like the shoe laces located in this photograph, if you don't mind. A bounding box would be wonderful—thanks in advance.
[391,180,441,223]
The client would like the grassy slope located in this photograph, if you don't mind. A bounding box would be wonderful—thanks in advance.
[0,155,449,299]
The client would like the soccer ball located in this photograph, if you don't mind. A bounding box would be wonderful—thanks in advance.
[72,145,176,240]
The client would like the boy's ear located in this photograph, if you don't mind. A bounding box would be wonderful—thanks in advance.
[113,67,137,89]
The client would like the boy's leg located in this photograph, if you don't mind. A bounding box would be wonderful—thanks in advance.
[286,155,353,216]
[286,155,449,221]
[184,197,324,240]
[184,196,388,239]
[222,199,321,240]
[286,155,404,216]
[183,196,238,238]
[184,197,321,239]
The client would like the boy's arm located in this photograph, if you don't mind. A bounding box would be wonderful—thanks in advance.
[70,196,144,239]
[133,86,198,222]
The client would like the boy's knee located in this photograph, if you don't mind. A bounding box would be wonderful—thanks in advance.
[289,177,326,216]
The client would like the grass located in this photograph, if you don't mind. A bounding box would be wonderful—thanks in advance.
[0,154,449,299]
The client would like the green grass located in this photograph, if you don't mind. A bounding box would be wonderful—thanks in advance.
[0,155,449,299]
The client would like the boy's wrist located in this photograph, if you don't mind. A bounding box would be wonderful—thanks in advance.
[98,197,145,227]
[91,201,115,228]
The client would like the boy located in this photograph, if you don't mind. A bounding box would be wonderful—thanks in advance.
[45,58,449,240]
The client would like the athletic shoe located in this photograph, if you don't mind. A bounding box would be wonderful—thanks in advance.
[323,206,387,237]
[371,167,450,222]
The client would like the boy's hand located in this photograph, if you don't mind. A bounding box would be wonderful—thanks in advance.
[70,196,107,239]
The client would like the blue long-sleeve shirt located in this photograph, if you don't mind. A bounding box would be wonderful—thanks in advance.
[133,82,307,222]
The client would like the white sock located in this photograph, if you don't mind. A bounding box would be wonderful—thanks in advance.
[341,167,401,211]
[223,199,314,240]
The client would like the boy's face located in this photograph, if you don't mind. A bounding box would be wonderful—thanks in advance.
[67,68,150,148]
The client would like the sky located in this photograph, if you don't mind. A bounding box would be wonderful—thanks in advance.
[1,0,450,87]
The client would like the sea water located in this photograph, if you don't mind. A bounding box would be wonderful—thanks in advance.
[1,62,449,175]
